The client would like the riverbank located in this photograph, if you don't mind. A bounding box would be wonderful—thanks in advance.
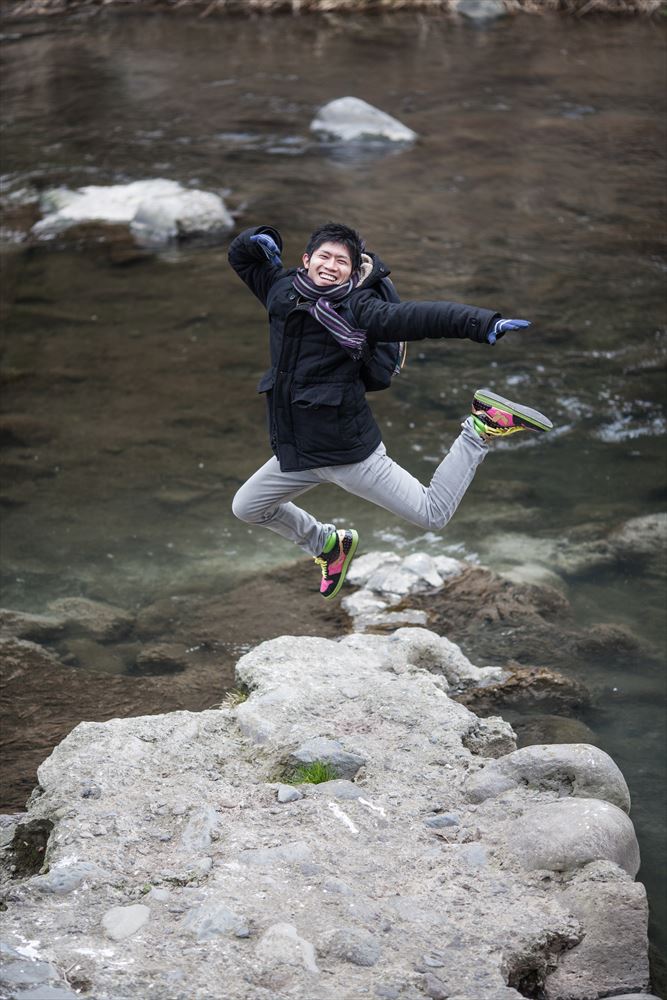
[1,0,665,21]
[0,553,661,999]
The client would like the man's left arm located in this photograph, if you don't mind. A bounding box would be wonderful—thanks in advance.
[355,295,529,346]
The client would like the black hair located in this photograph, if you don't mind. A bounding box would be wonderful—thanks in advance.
[304,222,365,273]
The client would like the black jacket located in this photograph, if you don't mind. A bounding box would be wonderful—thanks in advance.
[228,226,499,472]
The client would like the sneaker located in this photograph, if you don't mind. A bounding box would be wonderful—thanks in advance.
[314,528,359,600]
[471,388,553,439]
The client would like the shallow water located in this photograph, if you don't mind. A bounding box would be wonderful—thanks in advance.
[1,8,666,982]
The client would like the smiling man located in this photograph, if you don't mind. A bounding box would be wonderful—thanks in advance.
[228,222,552,600]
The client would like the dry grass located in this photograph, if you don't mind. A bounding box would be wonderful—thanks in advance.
[2,0,665,19]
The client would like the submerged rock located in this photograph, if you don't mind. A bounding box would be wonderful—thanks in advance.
[47,597,134,641]
[32,179,234,248]
[310,97,417,143]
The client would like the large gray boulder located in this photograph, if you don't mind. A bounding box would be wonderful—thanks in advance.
[465,743,632,812]
[0,629,650,999]
[498,798,641,877]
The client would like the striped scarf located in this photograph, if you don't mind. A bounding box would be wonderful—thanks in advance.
[292,268,367,360]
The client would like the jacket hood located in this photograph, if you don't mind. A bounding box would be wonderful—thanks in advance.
[356,251,391,290]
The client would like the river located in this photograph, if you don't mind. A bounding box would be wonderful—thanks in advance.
[1,7,665,987]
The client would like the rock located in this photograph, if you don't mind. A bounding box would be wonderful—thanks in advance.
[390,627,502,688]
[456,0,507,21]
[276,784,302,803]
[424,813,459,829]
[47,597,134,641]
[0,945,60,989]
[62,638,129,674]
[310,97,417,144]
[0,637,62,673]
[312,779,363,800]
[288,737,365,781]
[34,861,105,894]
[101,903,150,941]
[132,643,189,675]
[0,624,649,1000]
[543,873,651,999]
[609,512,667,567]
[324,926,381,966]
[239,841,312,868]
[465,744,631,812]
[458,664,591,716]
[182,900,250,940]
[33,179,234,248]
[462,716,517,758]
[255,922,319,974]
[512,714,598,749]
[500,799,640,876]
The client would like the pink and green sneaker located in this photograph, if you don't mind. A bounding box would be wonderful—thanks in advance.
[314,528,359,600]
[472,388,553,439]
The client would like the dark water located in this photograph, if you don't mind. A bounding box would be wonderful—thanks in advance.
[1,8,666,985]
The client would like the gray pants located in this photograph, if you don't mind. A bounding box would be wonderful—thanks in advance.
[232,417,488,557]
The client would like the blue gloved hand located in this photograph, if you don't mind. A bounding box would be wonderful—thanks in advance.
[250,233,282,267]
[487,318,531,345]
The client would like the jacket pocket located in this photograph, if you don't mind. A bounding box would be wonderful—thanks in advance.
[290,382,347,458]
[256,370,275,394]
[291,383,345,409]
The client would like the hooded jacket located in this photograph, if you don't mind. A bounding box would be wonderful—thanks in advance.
[228,226,500,472]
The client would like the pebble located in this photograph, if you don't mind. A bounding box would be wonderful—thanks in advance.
[326,926,381,967]
[102,903,150,941]
[276,785,302,803]
[424,814,460,829]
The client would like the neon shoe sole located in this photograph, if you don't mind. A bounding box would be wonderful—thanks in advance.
[473,388,553,432]
[322,529,359,600]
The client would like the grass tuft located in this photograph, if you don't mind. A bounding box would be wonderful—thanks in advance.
[219,686,249,708]
[284,760,338,785]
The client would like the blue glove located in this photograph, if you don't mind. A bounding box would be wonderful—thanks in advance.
[487,318,531,345]
[250,233,282,267]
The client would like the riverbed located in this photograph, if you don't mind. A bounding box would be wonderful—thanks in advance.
[1,7,665,984]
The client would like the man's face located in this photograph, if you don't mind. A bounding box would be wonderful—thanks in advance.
[302,240,353,287]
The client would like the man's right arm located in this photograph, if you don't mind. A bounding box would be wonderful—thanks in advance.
[227,226,284,307]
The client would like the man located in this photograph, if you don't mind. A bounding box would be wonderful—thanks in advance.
[229,222,552,600]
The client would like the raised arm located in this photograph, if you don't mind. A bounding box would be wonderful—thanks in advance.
[228,226,284,307]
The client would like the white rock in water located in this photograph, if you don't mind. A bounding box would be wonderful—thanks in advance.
[33,179,234,246]
[310,97,417,143]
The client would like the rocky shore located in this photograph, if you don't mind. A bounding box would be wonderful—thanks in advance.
[1,0,664,20]
[1,543,664,1000]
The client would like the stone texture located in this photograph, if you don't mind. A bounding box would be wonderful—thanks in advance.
[0,628,649,1000]
[101,903,150,940]
[465,743,631,812]
[499,798,641,876]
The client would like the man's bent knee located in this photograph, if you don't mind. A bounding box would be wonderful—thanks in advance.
[232,487,266,524]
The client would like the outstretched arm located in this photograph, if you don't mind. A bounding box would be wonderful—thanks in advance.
[228,226,284,307]
[354,294,501,345]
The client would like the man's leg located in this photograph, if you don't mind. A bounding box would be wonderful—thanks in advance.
[318,417,488,531]
[232,457,334,556]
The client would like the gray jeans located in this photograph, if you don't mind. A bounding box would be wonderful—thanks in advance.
[232,416,488,557]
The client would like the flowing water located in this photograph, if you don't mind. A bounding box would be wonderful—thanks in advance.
[1,8,666,984]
